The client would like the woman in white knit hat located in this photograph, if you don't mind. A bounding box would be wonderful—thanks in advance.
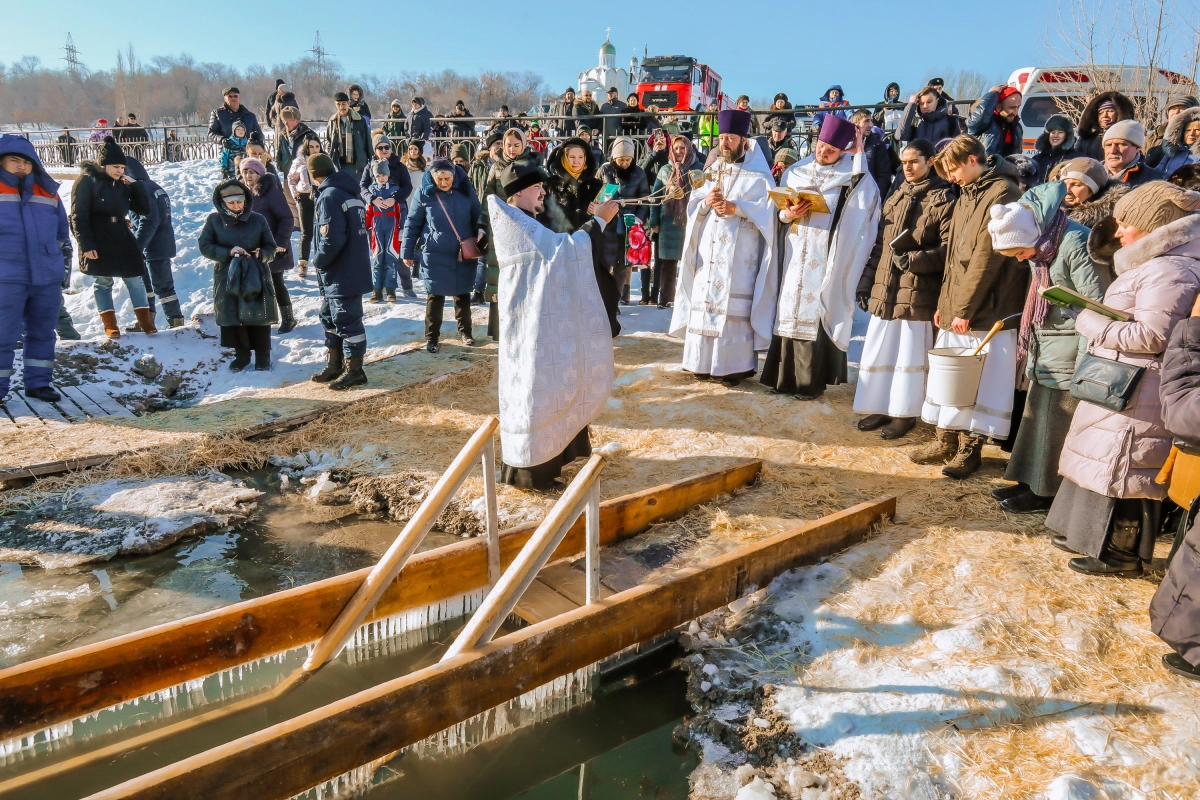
[597,136,651,304]
[987,181,1108,514]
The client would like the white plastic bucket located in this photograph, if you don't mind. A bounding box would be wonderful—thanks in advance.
[926,347,986,407]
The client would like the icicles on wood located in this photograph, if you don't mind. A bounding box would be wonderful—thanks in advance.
[0,647,304,766]
[284,663,598,800]
[411,664,597,759]
[287,763,377,800]
[341,589,485,665]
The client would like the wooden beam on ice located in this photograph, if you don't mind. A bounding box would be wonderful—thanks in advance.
[87,495,894,800]
[0,460,762,742]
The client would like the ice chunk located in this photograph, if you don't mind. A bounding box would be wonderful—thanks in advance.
[309,472,337,499]
[735,776,775,799]
[702,663,719,677]
[752,717,770,729]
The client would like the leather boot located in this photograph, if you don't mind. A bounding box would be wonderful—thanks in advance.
[880,417,917,440]
[991,482,1028,501]
[1069,515,1143,576]
[254,349,271,371]
[909,428,958,465]
[857,414,890,431]
[277,303,297,334]
[329,356,367,390]
[311,347,344,383]
[942,433,984,479]
[100,310,121,339]
[134,307,158,334]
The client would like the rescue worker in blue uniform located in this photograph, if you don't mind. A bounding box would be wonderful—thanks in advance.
[308,152,372,390]
[0,134,71,403]
[125,157,184,328]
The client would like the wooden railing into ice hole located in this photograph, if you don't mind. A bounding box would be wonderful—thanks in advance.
[0,417,503,795]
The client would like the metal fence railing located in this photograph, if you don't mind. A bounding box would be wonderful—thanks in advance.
[19,102,934,169]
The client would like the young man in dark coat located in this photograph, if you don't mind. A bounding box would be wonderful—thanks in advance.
[966,86,1023,157]
[308,153,373,390]
[124,156,184,328]
[208,87,262,145]
[851,109,896,198]
[328,92,371,180]
[912,136,1025,477]
[895,86,961,146]
[0,135,72,403]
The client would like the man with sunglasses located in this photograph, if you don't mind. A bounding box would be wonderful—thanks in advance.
[359,134,413,214]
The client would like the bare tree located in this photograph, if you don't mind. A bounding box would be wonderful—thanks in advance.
[1047,0,1200,126]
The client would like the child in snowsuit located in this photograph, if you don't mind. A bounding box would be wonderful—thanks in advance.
[220,122,249,180]
[364,160,414,302]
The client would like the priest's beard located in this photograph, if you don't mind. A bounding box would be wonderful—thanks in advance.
[718,139,747,163]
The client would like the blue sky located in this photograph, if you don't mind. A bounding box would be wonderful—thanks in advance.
[8,0,1050,103]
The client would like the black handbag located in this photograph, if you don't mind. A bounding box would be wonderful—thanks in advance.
[1069,352,1145,412]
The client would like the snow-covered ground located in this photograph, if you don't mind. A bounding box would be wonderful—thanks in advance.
[50,159,489,404]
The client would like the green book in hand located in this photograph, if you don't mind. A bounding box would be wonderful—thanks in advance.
[1038,284,1131,321]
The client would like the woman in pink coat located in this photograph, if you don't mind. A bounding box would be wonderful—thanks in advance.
[1047,181,1200,576]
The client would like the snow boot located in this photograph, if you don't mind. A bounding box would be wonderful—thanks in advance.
[229,348,252,372]
[880,417,916,440]
[909,428,957,465]
[25,385,62,403]
[386,289,397,303]
[368,290,384,304]
[471,290,484,305]
[277,303,297,334]
[254,349,271,371]
[297,259,308,278]
[311,347,344,383]
[100,310,121,339]
[942,433,984,479]
[134,307,158,334]
[404,288,418,299]
[329,356,367,391]
[168,317,186,328]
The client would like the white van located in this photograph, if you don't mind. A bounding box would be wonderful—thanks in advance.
[1005,65,1197,153]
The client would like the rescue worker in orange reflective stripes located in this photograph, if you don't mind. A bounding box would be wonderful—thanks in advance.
[0,134,72,404]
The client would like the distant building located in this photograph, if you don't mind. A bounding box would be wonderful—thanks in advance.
[577,29,641,99]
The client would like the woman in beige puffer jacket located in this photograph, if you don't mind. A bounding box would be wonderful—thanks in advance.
[1047,181,1200,576]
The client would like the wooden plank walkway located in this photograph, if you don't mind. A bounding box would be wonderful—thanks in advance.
[0,386,138,429]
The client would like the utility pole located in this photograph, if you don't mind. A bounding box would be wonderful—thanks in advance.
[309,31,334,95]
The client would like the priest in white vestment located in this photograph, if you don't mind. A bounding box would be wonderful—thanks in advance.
[669,109,778,386]
[762,115,881,400]
[489,159,621,490]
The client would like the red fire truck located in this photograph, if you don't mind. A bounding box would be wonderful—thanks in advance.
[636,56,730,112]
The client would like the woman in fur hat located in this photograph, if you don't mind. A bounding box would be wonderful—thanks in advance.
[1156,107,1200,178]
[1075,92,1136,161]
[71,136,154,338]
